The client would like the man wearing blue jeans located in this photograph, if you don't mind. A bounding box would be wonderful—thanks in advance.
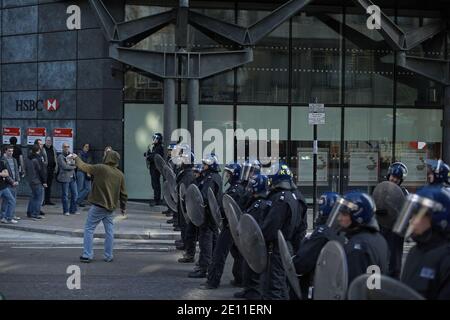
[0,165,17,224]
[69,149,127,263]
[57,143,78,216]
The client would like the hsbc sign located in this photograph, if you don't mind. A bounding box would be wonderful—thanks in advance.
[16,99,60,112]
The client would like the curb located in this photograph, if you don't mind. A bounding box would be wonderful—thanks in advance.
[0,224,181,241]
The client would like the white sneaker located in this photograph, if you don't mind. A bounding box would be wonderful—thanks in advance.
[0,218,7,224]
[13,216,21,221]
[64,212,70,216]
[73,212,81,215]
[9,219,18,224]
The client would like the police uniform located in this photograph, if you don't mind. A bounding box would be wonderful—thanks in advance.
[196,169,222,274]
[344,226,389,284]
[206,183,246,288]
[401,230,450,299]
[176,166,195,246]
[259,189,302,300]
[145,143,163,204]
[238,196,272,300]
[293,225,344,299]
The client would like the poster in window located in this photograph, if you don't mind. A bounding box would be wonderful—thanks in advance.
[297,148,328,186]
[349,152,379,186]
[398,151,427,185]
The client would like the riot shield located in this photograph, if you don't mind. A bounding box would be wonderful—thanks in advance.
[222,194,243,220]
[179,183,190,223]
[223,196,242,251]
[207,187,223,229]
[185,184,205,227]
[278,230,302,299]
[313,240,348,300]
[154,154,166,174]
[163,165,178,202]
[347,274,425,300]
[237,214,267,274]
[163,181,177,212]
[373,181,406,230]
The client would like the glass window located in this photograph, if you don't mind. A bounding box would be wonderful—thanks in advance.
[180,105,234,163]
[292,9,343,104]
[124,103,164,199]
[237,10,289,104]
[395,108,443,189]
[236,105,288,165]
[290,107,341,201]
[343,107,393,193]
[345,11,394,105]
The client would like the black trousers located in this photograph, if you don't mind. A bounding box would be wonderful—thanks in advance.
[207,227,243,287]
[260,248,289,300]
[184,221,198,257]
[241,261,261,299]
[150,169,161,201]
[198,223,218,271]
[44,167,55,203]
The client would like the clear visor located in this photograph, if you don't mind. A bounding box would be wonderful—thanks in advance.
[393,194,442,238]
[222,170,232,184]
[326,197,359,230]
[240,164,258,182]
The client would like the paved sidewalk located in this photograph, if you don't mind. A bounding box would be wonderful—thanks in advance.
[0,198,181,241]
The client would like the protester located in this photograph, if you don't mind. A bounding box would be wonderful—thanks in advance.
[76,143,93,207]
[43,137,58,206]
[33,139,48,216]
[57,143,78,216]
[9,137,25,178]
[0,145,21,222]
[69,148,128,263]
[25,144,47,220]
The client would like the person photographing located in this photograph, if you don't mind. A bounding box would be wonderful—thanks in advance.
[68,148,128,263]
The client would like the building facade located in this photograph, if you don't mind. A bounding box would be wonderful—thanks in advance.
[1,0,449,200]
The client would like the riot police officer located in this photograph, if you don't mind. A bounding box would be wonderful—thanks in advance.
[293,192,341,299]
[178,164,203,263]
[387,162,409,195]
[329,191,389,284]
[258,163,303,300]
[200,163,245,289]
[426,159,450,187]
[188,154,222,278]
[173,146,195,251]
[144,133,164,206]
[381,162,409,279]
[234,173,271,300]
[394,186,450,299]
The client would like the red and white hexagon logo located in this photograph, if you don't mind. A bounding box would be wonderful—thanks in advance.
[45,99,59,112]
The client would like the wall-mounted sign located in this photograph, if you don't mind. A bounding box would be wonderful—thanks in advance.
[398,151,427,186]
[2,127,21,145]
[53,128,74,153]
[16,99,60,112]
[349,152,379,186]
[27,128,46,145]
[297,148,329,186]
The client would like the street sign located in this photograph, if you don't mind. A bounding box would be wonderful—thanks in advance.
[53,128,74,153]
[27,128,46,145]
[309,103,325,125]
[309,112,326,125]
[2,127,21,144]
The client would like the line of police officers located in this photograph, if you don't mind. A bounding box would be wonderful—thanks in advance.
[147,134,450,300]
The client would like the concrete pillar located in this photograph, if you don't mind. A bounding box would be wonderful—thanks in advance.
[187,79,200,151]
[164,78,177,155]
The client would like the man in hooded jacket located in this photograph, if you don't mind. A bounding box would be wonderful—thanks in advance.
[70,149,128,263]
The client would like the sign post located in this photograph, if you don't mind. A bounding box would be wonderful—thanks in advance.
[309,101,325,227]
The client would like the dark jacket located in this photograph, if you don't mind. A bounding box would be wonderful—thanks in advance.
[401,230,450,300]
[0,156,20,186]
[344,227,389,284]
[145,143,164,172]
[26,153,47,186]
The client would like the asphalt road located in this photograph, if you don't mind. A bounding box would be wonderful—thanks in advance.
[0,230,239,300]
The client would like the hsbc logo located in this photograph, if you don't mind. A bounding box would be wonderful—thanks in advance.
[16,99,60,112]
[45,99,59,111]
